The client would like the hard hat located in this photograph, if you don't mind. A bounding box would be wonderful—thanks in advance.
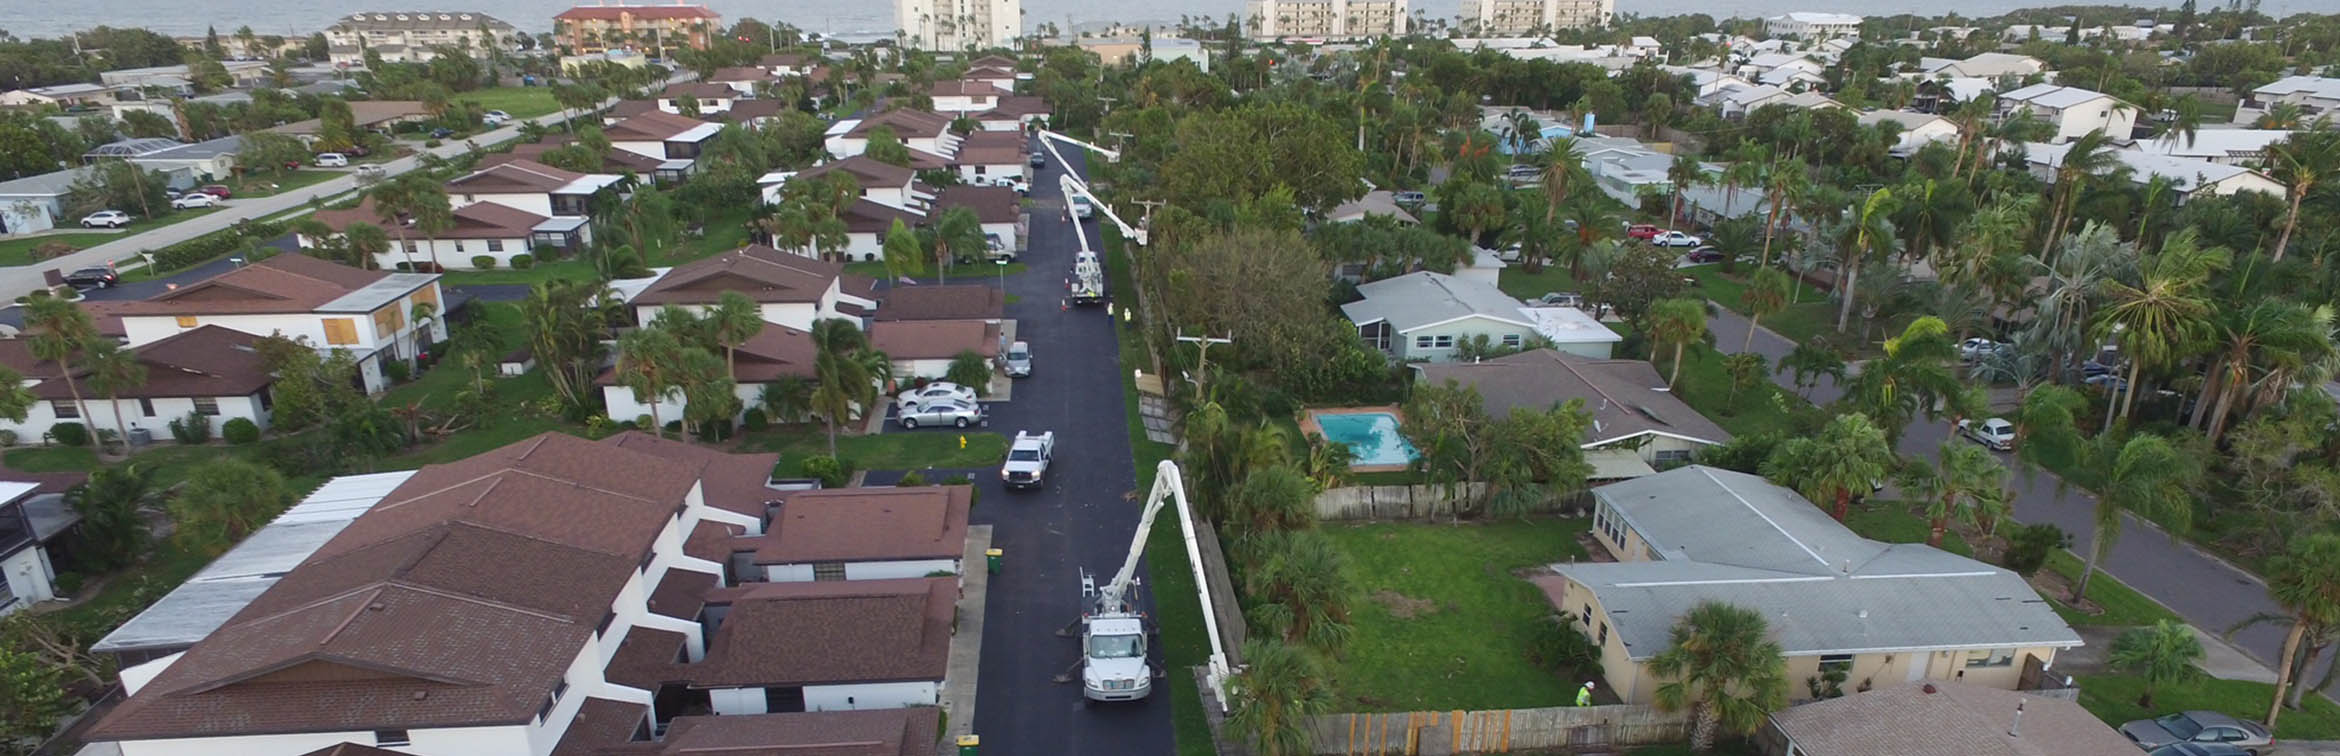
[1584,681,1596,689]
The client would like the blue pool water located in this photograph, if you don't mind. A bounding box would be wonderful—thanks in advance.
[1315,412,1420,466]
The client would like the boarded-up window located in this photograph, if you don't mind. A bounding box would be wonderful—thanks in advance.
[175,316,197,328]
[373,307,403,339]
[322,318,358,345]
[410,285,440,314]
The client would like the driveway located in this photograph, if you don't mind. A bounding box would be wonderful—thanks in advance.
[1702,301,2318,683]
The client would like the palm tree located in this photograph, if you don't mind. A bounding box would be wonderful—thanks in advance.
[881,218,925,281]
[1834,188,1895,333]
[1896,443,2008,547]
[708,291,764,375]
[760,376,814,424]
[1774,339,1845,399]
[2259,533,2340,726]
[616,328,687,439]
[1666,153,1710,226]
[24,297,96,430]
[2038,130,2120,260]
[2092,231,2225,419]
[1894,178,1967,263]
[2265,129,2340,262]
[2108,620,2205,709]
[931,206,984,284]
[1648,601,1789,753]
[1559,191,1619,280]
[1762,412,1892,521]
[1242,530,1353,651]
[369,178,421,269]
[1647,299,1707,389]
[1225,638,1333,756]
[342,221,390,271]
[2256,102,2306,130]
[2156,96,2205,152]
[1741,267,1791,351]
[2199,301,2334,440]
[2062,433,2200,604]
[82,340,146,457]
[1538,136,1585,227]
[809,318,873,457]
[1756,155,1807,270]
[1844,316,1962,442]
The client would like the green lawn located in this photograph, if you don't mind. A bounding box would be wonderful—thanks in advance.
[222,169,341,198]
[0,207,229,267]
[3,445,99,471]
[1496,264,1581,300]
[459,86,562,119]
[1666,343,1826,440]
[743,428,1009,478]
[1842,500,1976,557]
[2044,550,2185,627]
[437,258,598,286]
[844,260,1031,281]
[2077,674,2340,740]
[1323,517,1592,711]
[659,207,758,267]
[1681,264,1837,348]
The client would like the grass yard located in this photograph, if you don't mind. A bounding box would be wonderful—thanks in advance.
[2043,550,2184,627]
[844,260,1031,282]
[223,169,341,198]
[460,86,563,119]
[0,232,127,267]
[1681,264,1837,348]
[438,258,598,286]
[2076,674,2340,740]
[744,428,1010,478]
[4,445,99,472]
[1842,500,1975,558]
[1665,343,1826,440]
[1323,517,1591,712]
[1496,264,1581,301]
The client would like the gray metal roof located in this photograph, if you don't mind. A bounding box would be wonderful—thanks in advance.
[20,493,81,542]
[85,138,189,159]
[316,272,441,313]
[0,165,96,198]
[137,135,245,161]
[1553,466,2080,660]
[1416,350,1730,448]
[1340,271,1535,334]
[92,471,414,655]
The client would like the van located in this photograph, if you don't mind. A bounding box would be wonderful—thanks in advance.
[315,153,349,167]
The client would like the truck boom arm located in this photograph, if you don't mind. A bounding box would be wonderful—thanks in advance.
[1037,129,1149,248]
[1090,460,1234,711]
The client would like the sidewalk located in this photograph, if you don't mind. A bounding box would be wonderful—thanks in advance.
[937,524,993,754]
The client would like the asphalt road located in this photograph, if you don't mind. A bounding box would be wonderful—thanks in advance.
[1702,301,2313,682]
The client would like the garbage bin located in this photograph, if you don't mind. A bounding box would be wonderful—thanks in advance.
[128,427,153,447]
[985,548,1002,575]
[956,735,979,756]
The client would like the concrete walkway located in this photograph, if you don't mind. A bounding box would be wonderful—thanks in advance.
[938,524,994,754]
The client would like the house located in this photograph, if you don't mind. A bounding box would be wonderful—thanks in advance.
[873,285,1005,323]
[1416,349,1727,478]
[1917,52,2046,79]
[733,486,972,582]
[1913,76,1995,113]
[0,165,95,235]
[553,3,722,53]
[1764,12,1863,39]
[1327,190,1419,225]
[84,431,904,755]
[605,111,722,182]
[263,101,434,143]
[869,320,1001,379]
[0,326,277,446]
[1536,466,2082,706]
[1858,110,1961,154]
[929,80,1006,115]
[961,62,1019,92]
[951,130,1028,185]
[1760,680,2131,756]
[787,156,934,213]
[658,81,741,115]
[707,66,772,96]
[1995,84,2136,143]
[307,196,558,268]
[1078,37,1214,70]
[0,83,117,108]
[1660,66,1757,103]
[101,254,446,394]
[600,320,815,426]
[646,709,938,755]
[0,481,77,617]
[759,53,816,78]
[2022,142,2286,203]
[2249,75,2340,116]
[442,157,624,247]
[2127,128,2298,165]
[1734,53,1823,85]
[629,244,876,329]
[99,61,267,90]
[122,135,246,183]
[323,12,520,66]
[823,109,961,165]
[970,96,1052,132]
[935,184,1024,252]
[1343,271,1618,362]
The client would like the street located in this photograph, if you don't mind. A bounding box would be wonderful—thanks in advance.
[1701,301,2313,682]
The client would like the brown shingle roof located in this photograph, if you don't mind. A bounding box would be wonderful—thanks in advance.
[870,319,999,360]
[605,111,714,142]
[981,95,1052,119]
[1414,349,1733,447]
[798,155,916,188]
[759,53,810,68]
[1766,681,2138,756]
[596,319,817,388]
[657,709,938,756]
[930,79,1005,98]
[936,185,1019,223]
[313,195,548,239]
[691,578,954,687]
[708,66,770,82]
[874,284,1004,322]
[103,253,398,317]
[716,99,785,122]
[599,431,780,519]
[30,326,271,401]
[838,198,928,234]
[0,339,62,379]
[603,626,687,690]
[549,697,653,756]
[446,158,588,194]
[968,55,1018,68]
[660,82,736,100]
[750,485,970,564]
[847,108,951,139]
[631,245,843,307]
[607,99,659,119]
[647,568,715,621]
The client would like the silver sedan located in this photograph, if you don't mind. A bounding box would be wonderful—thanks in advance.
[897,400,984,429]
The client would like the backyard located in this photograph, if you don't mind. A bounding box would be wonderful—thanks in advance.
[0,207,226,266]
[1322,517,1591,712]
[459,86,563,119]
[2076,674,2340,740]
[744,427,1009,479]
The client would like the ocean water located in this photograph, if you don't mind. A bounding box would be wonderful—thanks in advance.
[8,0,2224,42]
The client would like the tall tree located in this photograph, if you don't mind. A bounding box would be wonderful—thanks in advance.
[881,219,925,282]
[169,459,293,554]
[64,464,155,571]
[2257,533,2340,726]
[521,279,614,410]
[1226,638,1333,756]
[930,206,984,284]
[23,298,96,432]
[2265,129,2340,262]
[2092,231,2225,419]
[809,317,874,457]
[1649,601,1790,752]
[1844,316,1962,443]
[2108,620,2205,709]
[1834,188,1895,332]
[2063,433,2201,604]
[616,327,688,438]
[81,340,146,456]
[1896,443,2009,547]
[1647,298,1707,389]
[2038,130,2119,260]
[1741,267,1791,351]
[1762,412,1892,521]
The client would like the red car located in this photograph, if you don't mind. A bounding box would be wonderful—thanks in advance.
[1626,224,1663,240]
[198,184,232,199]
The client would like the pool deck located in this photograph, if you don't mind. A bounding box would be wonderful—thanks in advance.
[1299,405,1412,473]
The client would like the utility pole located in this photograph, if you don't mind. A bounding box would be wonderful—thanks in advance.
[1175,330,1233,392]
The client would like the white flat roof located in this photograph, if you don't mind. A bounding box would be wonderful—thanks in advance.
[317,272,439,313]
[1521,305,1625,344]
[0,481,39,505]
[533,216,591,233]
[825,118,860,137]
[674,122,724,143]
[555,174,626,195]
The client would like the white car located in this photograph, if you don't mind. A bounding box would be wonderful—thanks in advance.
[170,193,221,209]
[79,210,131,228]
[314,152,349,167]
[898,381,979,411]
[993,176,1030,194]
[1959,337,2011,362]
[1069,195,1095,219]
[482,110,512,125]
[1958,418,2017,451]
[1651,230,1703,247]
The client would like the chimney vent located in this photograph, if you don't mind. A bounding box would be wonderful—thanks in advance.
[2009,699,2026,737]
[1921,683,1937,694]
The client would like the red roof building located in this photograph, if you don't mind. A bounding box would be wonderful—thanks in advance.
[553,3,721,54]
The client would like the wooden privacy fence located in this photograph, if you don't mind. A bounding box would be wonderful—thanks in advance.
[1306,704,1691,755]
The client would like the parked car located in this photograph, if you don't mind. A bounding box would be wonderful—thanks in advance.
[1029,152,1046,167]
[1530,292,1583,308]
[1651,230,1703,247]
[2081,359,2116,378]
[171,193,221,209]
[2121,712,2273,753]
[198,184,232,199]
[1503,164,1540,182]
[163,187,184,199]
[429,127,455,138]
[1625,224,1663,240]
[1002,340,1032,377]
[79,210,132,228]
[897,399,984,429]
[1957,417,2017,451]
[1392,190,1427,205]
[984,233,1013,262]
[481,110,511,125]
[993,176,1030,194]
[1069,195,1095,219]
[1959,337,2010,362]
[1000,430,1055,489]
[314,152,349,167]
[63,266,118,289]
[2148,744,2254,756]
[2084,373,2130,391]
[899,381,980,411]
[1683,246,1725,263]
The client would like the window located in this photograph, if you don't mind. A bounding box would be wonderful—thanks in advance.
[373,307,405,339]
[374,730,411,747]
[1581,604,1592,626]
[192,397,219,416]
[1432,335,1455,348]
[1964,648,2015,668]
[814,562,846,581]
[487,239,504,252]
[51,400,77,419]
[175,315,197,328]
[1597,622,1608,645]
[1501,333,1523,348]
[404,241,419,254]
[322,318,359,345]
[1653,449,1693,465]
[138,398,155,417]
[1819,653,1854,673]
[1414,335,1433,349]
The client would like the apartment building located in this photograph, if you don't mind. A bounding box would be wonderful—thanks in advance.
[1245,0,1410,40]
[1457,0,1611,37]
[323,11,520,67]
[1764,12,1864,40]
[553,3,722,54]
[896,0,1021,51]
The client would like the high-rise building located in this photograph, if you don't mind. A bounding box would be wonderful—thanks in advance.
[1456,0,1611,37]
[1245,0,1409,40]
[324,11,521,67]
[897,0,1021,51]
[553,2,722,55]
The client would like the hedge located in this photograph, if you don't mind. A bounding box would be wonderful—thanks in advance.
[140,220,287,274]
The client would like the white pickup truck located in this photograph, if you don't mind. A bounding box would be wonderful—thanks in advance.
[1001,430,1055,489]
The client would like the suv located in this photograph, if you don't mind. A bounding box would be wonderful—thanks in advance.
[1000,430,1055,489]
[984,233,1014,262]
[79,210,132,228]
[314,152,349,167]
[63,266,118,289]
[1002,340,1032,377]
[198,185,232,199]
[1029,152,1046,168]
[1625,224,1663,240]
[1069,195,1095,219]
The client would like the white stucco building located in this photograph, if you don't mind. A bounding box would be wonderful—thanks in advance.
[1996,83,2138,144]
[1245,0,1410,40]
[896,0,1021,50]
[103,254,446,395]
[1457,0,1611,36]
[1765,12,1863,40]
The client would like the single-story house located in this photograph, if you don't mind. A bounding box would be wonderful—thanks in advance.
[1537,466,2082,706]
[733,486,971,582]
[1858,110,1961,155]
[600,321,816,427]
[0,166,94,235]
[307,196,554,269]
[2022,141,2286,203]
[1995,84,2137,144]
[707,66,772,96]
[0,83,117,108]
[658,82,741,115]
[1342,271,1618,362]
[872,284,1004,323]
[627,245,877,329]
[0,326,276,446]
[870,320,1000,379]
[1415,348,1729,478]
[688,578,955,715]
[605,111,722,182]
[1760,680,2132,756]
[2249,75,2340,115]
[123,135,247,183]
[265,101,433,143]
[1327,190,1419,225]
[1917,52,2046,79]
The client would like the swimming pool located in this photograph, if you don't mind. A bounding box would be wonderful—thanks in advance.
[1312,411,1419,467]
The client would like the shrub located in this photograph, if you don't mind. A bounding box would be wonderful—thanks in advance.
[48,422,88,447]
[2000,523,2069,577]
[896,471,928,486]
[221,417,261,445]
[383,360,412,383]
[51,571,84,596]
[799,455,848,488]
[471,254,497,269]
[168,411,213,444]
[945,350,993,394]
[425,139,443,147]
[695,418,733,442]
[0,430,16,447]
[32,241,76,260]
[511,253,536,269]
[740,408,768,431]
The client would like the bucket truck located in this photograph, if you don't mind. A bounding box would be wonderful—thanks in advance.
[1056,461,1232,704]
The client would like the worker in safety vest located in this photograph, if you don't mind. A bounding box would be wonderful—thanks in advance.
[1575,681,1595,706]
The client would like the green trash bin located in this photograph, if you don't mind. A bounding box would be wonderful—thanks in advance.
[985,548,1003,574]
[957,734,979,755]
